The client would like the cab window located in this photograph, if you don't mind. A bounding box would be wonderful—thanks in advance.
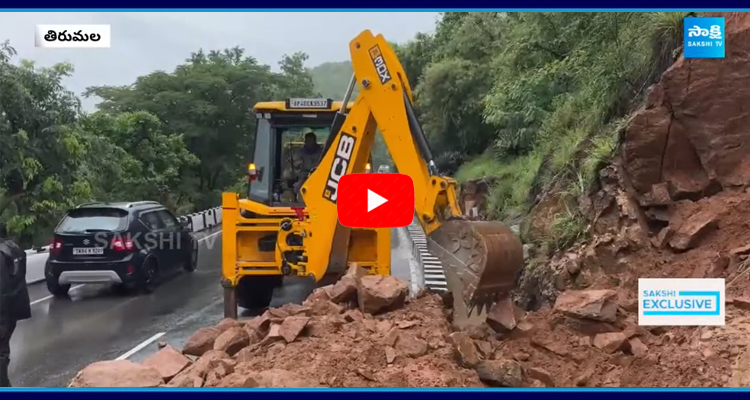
[249,118,273,201]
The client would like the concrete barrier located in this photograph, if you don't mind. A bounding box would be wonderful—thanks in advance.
[25,206,223,285]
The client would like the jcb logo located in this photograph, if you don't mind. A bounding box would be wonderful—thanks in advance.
[368,45,392,85]
[323,133,356,203]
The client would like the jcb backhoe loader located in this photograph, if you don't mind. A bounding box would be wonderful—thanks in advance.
[221,30,523,322]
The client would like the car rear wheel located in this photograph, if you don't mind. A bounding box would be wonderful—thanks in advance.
[183,240,198,272]
[46,277,71,297]
[138,258,159,294]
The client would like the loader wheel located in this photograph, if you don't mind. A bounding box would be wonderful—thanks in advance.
[237,276,282,314]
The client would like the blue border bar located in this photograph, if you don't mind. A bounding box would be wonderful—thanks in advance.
[4,388,750,394]
[2,2,750,9]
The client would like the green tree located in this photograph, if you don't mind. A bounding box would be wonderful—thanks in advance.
[85,48,317,209]
[0,41,92,244]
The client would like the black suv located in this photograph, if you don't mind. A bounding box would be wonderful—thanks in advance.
[44,201,198,296]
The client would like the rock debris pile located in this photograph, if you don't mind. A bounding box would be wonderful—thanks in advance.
[69,265,539,388]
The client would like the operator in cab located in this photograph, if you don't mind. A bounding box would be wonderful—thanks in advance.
[293,129,323,200]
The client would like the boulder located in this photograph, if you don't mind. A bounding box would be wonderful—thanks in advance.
[628,337,649,358]
[554,289,618,322]
[669,210,718,251]
[141,345,192,382]
[327,276,358,303]
[69,360,163,388]
[593,332,627,353]
[183,327,221,357]
[525,366,556,387]
[357,276,408,314]
[278,316,310,343]
[213,327,250,356]
[305,285,332,303]
[448,332,480,368]
[394,331,428,358]
[203,359,236,387]
[214,318,242,333]
[474,359,523,387]
[485,297,517,332]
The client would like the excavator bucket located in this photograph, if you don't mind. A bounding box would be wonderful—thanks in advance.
[426,219,524,318]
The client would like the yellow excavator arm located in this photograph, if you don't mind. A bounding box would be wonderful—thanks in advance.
[289,30,524,314]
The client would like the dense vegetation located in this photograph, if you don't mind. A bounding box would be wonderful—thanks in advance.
[1,12,687,249]
[0,44,316,246]
[312,12,686,248]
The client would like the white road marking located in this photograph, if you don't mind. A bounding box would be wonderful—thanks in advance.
[198,229,222,242]
[29,284,85,306]
[27,229,224,307]
[115,332,166,360]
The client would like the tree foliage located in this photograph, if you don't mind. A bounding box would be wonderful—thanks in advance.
[0,42,317,246]
[1,12,689,246]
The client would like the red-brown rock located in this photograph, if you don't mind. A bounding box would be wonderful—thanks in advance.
[554,289,618,322]
[141,345,192,382]
[448,331,480,368]
[215,318,242,333]
[69,360,164,387]
[628,337,649,358]
[486,297,517,332]
[394,331,428,358]
[328,275,359,303]
[278,316,310,343]
[183,327,221,357]
[474,359,523,387]
[669,210,718,250]
[593,332,627,353]
[305,285,332,303]
[216,372,260,387]
[525,366,556,387]
[213,327,250,356]
[357,275,408,314]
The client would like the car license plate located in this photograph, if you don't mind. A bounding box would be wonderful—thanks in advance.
[73,247,104,255]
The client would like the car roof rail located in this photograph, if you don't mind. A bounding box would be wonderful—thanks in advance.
[76,201,102,208]
[126,201,161,208]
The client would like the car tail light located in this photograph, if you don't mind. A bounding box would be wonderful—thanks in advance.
[112,237,135,252]
[50,239,62,255]
[247,163,257,182]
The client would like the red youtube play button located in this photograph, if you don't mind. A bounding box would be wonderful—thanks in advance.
[337,173,414,228]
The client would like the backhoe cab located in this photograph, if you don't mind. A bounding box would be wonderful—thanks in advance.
[222,98,386,317]
[223,30,523,325]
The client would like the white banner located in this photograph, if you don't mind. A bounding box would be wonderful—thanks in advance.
[639,278,725,326]
[35,25,111,48]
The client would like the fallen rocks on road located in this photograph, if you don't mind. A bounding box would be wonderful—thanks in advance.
[69,273,487,388]
[69,360,164,388]
[142,345,193,381]
[183,327,221,357]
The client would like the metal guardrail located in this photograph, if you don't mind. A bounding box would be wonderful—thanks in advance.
[24,206,223,284]
[405,216,448,293]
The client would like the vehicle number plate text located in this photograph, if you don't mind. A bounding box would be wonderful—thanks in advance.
[73,247,104,255]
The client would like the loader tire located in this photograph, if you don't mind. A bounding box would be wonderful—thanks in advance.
[237,275,282,313]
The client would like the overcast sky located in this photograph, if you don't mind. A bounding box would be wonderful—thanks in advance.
[0,12,440,110]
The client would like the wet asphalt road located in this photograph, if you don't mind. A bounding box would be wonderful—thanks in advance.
[8,227,411,387]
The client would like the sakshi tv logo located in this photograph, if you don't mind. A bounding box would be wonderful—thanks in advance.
[683,17,725,59]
